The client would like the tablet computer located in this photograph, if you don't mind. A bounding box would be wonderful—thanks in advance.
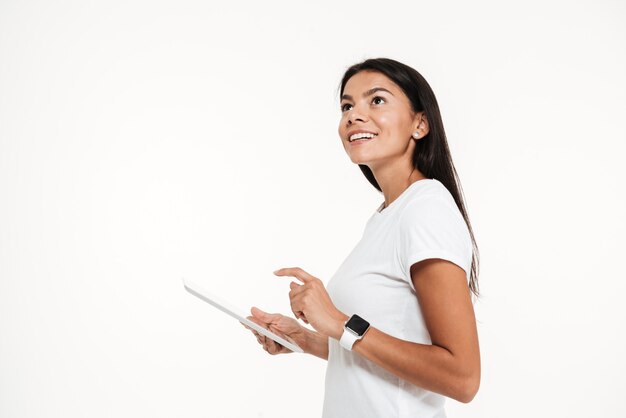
[182,277,304,353]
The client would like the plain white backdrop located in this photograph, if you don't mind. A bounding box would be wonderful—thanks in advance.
[1,0,625,416]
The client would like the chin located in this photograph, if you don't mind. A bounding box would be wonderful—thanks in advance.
[349,156,370,165]
[348,152,378,165]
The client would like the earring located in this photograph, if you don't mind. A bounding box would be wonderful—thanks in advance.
[412,132,420,139]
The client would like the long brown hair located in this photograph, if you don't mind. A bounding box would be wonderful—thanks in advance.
[338,58,480,297]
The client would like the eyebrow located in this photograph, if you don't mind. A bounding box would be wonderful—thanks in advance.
[341,87,394,102]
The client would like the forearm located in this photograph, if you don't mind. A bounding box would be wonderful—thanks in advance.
[303,328,329,360]
[349,325,479,403]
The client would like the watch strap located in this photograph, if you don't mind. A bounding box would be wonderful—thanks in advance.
[339,325,360,350]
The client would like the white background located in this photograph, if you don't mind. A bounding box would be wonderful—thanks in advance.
[1,0,625,417]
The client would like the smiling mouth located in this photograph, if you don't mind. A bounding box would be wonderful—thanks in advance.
[348,133,378,143]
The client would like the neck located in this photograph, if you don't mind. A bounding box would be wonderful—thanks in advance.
[371,161,426,210]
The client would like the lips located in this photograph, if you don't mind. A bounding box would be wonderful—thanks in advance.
[347,131,378,142]
[349,135,377,145]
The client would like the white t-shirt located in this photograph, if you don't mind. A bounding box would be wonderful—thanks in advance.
[322,179,473,418]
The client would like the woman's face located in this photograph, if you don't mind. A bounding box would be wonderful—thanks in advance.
[338,70,426,169]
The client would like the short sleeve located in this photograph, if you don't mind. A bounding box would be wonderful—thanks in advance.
[396,194,472,291]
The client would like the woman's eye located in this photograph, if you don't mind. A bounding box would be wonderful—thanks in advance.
[372,96,386,105]
[341,96,385,112]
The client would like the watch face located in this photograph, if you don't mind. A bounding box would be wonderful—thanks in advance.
[345,314,370,336]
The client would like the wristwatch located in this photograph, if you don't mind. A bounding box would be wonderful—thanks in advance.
[339,314,370,351]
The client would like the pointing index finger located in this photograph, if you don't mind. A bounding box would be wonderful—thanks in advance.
[273,267,315,283]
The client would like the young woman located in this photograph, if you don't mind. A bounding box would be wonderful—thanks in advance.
[241,57,481,417]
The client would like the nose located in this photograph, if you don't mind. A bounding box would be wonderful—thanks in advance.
[346,106,367,125]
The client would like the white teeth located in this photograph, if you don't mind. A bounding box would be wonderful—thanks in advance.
[349,133,377,142]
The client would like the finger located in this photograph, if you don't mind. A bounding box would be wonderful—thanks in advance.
[297,312,309,324]
[288,295,304,322]
[289,283,307,306]
[292,309,309,324]
[291,304,308,324]
[251,307,282,323]
[267,332,287,354]
[288,291,308,323]
[267,323,281,334]
[266,338,279,354]
[289,281,305,295]
[246,315,270,330]
[273,267,316,284]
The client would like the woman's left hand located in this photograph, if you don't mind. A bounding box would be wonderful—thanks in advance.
[274,267,348,339]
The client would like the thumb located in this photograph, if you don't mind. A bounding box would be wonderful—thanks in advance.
[251,306,281,321]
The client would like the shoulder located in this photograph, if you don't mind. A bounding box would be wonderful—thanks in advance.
[395,180,473,283]
[399,179,461,223]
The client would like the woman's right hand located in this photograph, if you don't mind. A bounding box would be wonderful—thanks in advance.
[240,306,307,355]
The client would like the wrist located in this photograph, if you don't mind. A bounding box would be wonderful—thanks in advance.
[330,312,350,340]
[302,326,321,354]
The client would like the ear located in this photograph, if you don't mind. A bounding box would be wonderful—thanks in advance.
[412,112,430,139]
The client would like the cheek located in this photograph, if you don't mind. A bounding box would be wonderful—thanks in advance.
[376,113,398,134]
[378,112,410,137]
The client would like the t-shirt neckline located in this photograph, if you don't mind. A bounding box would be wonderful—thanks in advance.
[375,178,434,216]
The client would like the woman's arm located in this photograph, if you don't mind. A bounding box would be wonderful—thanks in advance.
[303,327,329,360]
[275,261,480,401]
[329,258,481,403]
